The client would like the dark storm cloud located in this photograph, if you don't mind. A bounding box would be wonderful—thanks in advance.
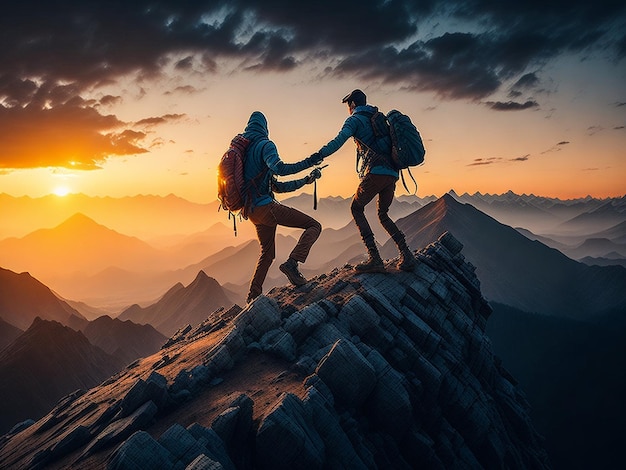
[0,0,624,169]
[486,100,539,111]
[3,0,622,104]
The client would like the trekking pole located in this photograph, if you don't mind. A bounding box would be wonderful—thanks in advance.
[313,164,328,210]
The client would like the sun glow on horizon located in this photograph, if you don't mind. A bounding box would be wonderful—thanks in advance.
[53,186,71,197]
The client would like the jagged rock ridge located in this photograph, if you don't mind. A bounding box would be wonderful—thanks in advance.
[0,232,550,469]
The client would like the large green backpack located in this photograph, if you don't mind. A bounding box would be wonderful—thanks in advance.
[366,109,426,194]
[386,109,425,171]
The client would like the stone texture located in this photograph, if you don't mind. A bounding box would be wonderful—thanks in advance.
[315,339,377,408]
[107,431,174,470]
[255,393,325,470]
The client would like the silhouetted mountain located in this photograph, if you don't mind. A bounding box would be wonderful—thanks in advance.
[81,316,167,365]
[0,233,551,469]
[580,256,626,268]
[382,193,626,321]
[453,190,562,233]
[558,200,626,234]
[515,227,570,252]
[518,222,626,261]
[0,317,125,434]
[0,213,166,281]
[487,302,626,470]
[62,298,116,322]
[566,237,626,259]
[183,240,260,286]
[0,192,215,240]
[118,271,234,336]
[0,267,86,330]
[0,317,22,351]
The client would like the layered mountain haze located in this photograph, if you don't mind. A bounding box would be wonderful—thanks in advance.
[556,199,626,234]
[80,316,167,365]
[0,234,551,469]
[1,191,624,311]
[118,271,234,337]
[0,318,22,350]
[0,213,165,278]
[383,194,626,321]
[0,193,216,240]
[452,191,626,236]
[0,267,86,330]
[0,318,126,434]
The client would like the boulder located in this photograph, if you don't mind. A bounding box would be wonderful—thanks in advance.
[315,339,377,407]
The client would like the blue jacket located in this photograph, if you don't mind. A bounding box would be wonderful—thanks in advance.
[317,105,398,179]
[242,111,311,208]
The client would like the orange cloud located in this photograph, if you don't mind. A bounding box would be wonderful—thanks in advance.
[0,103,147,170]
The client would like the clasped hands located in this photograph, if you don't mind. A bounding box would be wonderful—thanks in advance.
[304,152,324,184]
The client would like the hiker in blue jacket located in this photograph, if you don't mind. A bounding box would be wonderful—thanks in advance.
[242,111,323,303]
[310,89,415,272]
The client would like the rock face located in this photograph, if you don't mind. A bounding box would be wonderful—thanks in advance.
[0,232,550,469]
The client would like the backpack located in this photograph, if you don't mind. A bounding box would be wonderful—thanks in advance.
[386,109,425,170]
[359,109,426,194]
[217,134,254,235]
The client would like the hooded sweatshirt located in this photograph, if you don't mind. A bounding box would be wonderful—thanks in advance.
[242,111,312,208]
[317,105,398,179]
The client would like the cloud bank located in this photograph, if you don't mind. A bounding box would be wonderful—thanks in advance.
[1,0,624,169]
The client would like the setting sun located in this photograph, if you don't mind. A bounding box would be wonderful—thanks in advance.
[53,186,71,197]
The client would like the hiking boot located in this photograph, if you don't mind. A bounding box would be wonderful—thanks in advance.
[279,258,307,287]
[354,255,386,273]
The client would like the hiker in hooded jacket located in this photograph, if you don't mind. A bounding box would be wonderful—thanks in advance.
[242,111,323,303]
[309,89,415,273]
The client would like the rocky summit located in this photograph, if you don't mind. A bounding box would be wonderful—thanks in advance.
[0,232,550,469]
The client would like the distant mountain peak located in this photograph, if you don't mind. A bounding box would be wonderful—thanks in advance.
[59,212,99,227]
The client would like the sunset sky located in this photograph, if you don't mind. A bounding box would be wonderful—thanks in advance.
[1,0,625,203]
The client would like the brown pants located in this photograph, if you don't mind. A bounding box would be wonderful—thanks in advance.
[350,173,402,246]
[247,201,321,298]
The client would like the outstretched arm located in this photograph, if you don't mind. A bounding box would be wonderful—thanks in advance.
[317,117,359,158]
[263,141,320,176]
[272,168,322,193]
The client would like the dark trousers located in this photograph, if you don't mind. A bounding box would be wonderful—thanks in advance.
[350,173,403,246]
[248,201,321,297]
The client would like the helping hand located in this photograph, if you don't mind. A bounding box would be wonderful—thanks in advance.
[307,152,324,166]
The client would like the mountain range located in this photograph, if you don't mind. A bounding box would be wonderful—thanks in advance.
[1,190,625,467]
[118,271,235,336]
[0,267,86,330]
[2,191,625,312]
[0,317,127,434]
[0,234,553,469]
[0,192,215,240]
[383,194,626,321]
[0,268,167,434]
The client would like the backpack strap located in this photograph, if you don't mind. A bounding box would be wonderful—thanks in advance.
[399,168,418,195]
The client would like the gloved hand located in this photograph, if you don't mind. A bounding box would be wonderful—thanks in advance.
[305,168,322,184]
[306,152,324,167]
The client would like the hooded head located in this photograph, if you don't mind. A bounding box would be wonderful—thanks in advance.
[243,111,269,139]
